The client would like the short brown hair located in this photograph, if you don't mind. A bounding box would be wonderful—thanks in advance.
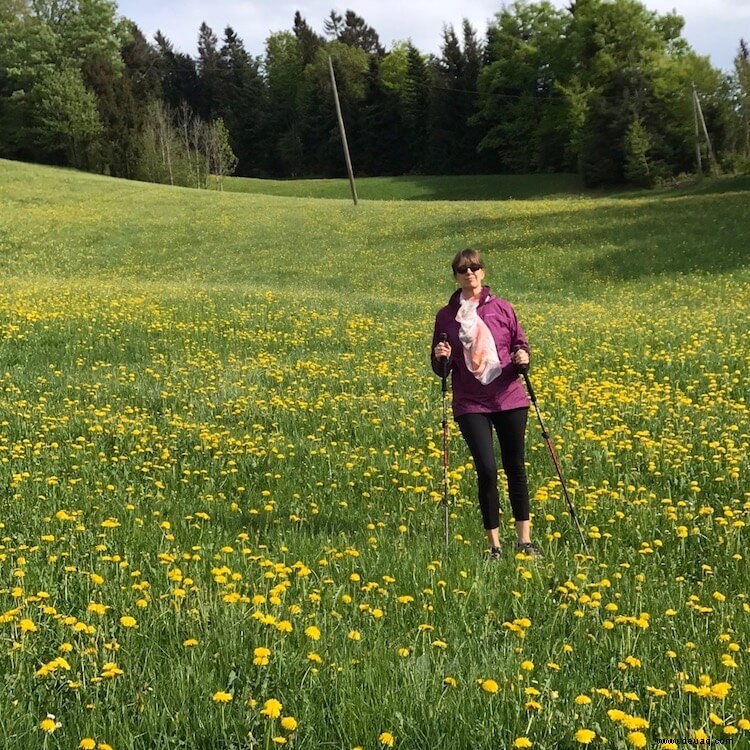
[451,248,484,275]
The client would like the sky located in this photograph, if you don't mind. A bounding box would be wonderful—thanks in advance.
[115,0,750,73]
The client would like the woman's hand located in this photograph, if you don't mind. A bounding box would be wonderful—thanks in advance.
[434,342,452,360]
[511,348,529,367]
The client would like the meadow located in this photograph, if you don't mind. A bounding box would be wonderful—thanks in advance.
[0,158,748,750]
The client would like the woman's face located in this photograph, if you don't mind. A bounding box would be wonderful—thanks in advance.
[454,261,485,296]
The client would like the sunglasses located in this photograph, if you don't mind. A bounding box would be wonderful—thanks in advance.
[455,263,483,274]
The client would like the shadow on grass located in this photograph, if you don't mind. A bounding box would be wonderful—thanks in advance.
[411,189,750,284]
[612,173,750,201]
[223,173,585,202]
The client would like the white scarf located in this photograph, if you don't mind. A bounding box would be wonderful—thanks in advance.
[455,297,502,385]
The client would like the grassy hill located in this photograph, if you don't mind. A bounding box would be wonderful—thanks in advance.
[0,159,749,749]
[219,172,585,201]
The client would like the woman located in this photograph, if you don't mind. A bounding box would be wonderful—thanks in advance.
[431,248,542,559]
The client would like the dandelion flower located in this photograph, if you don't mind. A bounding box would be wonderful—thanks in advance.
[304,626,321,641]
[513,738,533,748]
[520,660,534,671]
[262,699,283,719]
[212,691,232,703]
[119,615,137,628]
[280,716,298,732]
[575,695,592,705]
[622,716,649,730]
[39,715,60,734]
[481,679,499,694]
[574,729,596,744]
[627,732,647,748]
[79,740,96,750]
[710,682,731,699]
[379,731,395,747]
[253,647,271,666]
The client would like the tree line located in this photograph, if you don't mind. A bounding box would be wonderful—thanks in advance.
[1,0,749,187]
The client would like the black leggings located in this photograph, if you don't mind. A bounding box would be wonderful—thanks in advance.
[456,408,530,529]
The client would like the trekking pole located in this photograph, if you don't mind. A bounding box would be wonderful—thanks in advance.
[439,333,450,548]
[513,347,589,554]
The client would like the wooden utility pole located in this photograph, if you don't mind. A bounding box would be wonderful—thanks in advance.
[692,83,717,175]
[691,83,703,175]
[328,56,358,206]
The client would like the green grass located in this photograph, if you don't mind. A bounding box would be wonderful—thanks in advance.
[0,158,749,750]
[219,172,584,201]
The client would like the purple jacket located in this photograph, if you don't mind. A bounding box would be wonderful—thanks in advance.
[431,286,530,417]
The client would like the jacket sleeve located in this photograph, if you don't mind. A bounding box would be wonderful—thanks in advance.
[430,315,453,378]
[509,304,530,362]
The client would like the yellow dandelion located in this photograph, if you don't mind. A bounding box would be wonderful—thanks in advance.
[622,716,649,730]
[253,647,271,666]
[262,698,283,719]
[304,626,321,640]
[710,682,731,699]
[119,615,137,628]
[280,716,298,732]
[574,729,596,744]
[513,738,533,748]
[79,740,96,750]
[39,715,60,734]
[379,732,395,747]
[574,695,592,705]
[212,691,232,703]
[481,679,499,694]
[627,732,647,748]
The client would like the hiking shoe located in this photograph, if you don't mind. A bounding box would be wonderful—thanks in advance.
[487,546,502,561]
[516,541,544,559]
